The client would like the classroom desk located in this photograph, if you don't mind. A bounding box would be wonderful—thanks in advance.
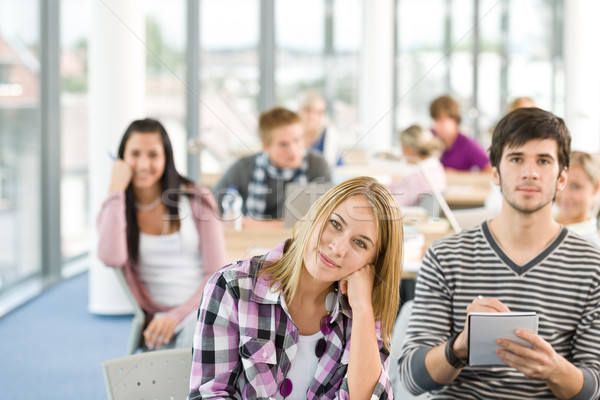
[223,219,454,277]
[444,171,492,209]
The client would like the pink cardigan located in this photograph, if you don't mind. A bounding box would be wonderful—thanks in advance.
[96,185,227,324]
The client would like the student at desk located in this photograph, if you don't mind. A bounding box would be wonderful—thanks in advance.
[399,107,600,399]
[213,106,331,228]
[189,177,403,399]
[555,151,600,247]
[387,125,446,207]
[430,95,491,173]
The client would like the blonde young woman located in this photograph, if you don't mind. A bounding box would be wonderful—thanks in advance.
[189,176,403,399]
[556,151,600,247]
[388,125,447,207]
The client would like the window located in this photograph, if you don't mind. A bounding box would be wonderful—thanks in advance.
[0,0,42,290]
[60,0,91,260]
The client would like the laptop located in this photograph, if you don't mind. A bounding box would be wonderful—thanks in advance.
[283,181,335,228]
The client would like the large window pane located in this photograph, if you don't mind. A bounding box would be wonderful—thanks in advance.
[0,0,42,289]
[395,0,563,144]
[507,0,557,111]
[396,0,447,130]
[60,0,91,260]
[200,0,260,177]
[276,0,362,149]
[144,0,188,175]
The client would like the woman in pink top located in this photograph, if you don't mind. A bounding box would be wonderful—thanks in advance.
[97,118,226,350]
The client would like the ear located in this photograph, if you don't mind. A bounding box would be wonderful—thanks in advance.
[491,166,501,186]
[556,167,568,191]
[593,180,600,196]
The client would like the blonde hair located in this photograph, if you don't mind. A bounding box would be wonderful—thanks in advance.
[507,97,537,113]
[258,107,301,145]
[299,89,326,110]
[400,125,444,157]
[570,151,600,186]
[260,176,404,350]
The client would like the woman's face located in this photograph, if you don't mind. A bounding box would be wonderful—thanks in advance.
[300,99,326,133]
[556,164,597,223]
[303,195,379,284]
[123,132,166,191]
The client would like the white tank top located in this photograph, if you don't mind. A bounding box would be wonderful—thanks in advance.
[138,195,203,307]
[276,331,321,400]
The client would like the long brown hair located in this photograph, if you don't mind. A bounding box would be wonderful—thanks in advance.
[117,118,193,264]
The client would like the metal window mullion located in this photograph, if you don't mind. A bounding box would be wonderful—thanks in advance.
[40,0,61,284]
[499,0,509,112]
[259,0,275,111]
[187,0,200,181]
[444,0,452,91]
[472,0,480,139]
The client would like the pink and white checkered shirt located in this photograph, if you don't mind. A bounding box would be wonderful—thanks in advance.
[188,241,393,399]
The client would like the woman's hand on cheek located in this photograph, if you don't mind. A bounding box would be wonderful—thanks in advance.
[340,264,375,313]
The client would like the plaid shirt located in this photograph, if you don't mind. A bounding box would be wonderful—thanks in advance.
[189,241,393,399]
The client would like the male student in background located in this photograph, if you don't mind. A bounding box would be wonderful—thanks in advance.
[399,107,600,399]
[213,106,331,228]
[430,95,492,172]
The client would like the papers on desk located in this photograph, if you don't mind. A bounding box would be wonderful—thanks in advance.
[403,230,425,273]
[468,311,538,366]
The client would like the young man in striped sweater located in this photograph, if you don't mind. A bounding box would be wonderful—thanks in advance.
[399,107,600,399]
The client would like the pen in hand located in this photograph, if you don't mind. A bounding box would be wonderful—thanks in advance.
[107,150,117,161]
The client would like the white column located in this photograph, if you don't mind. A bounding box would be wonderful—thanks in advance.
[563,0,600,153]
[88,0,145,314]
[358,0,395,153]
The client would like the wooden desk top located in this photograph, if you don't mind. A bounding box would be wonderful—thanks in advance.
[224,227,293,263]
[444,171,492,209]
[224,220,455,276]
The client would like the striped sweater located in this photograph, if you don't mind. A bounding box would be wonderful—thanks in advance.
[399,222,600,399]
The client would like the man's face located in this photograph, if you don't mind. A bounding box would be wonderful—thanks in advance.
[432,112,458,141]
[263,123,305,169]
[492,138,567,215]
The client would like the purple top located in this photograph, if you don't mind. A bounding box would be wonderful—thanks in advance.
[439,132,490,171]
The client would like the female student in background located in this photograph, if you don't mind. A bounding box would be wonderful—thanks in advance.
[555,151,600,247]
[97,118,226,350]
[388,124,447,207]
[189,176,403,399]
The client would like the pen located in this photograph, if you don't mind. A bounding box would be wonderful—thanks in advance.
[107,150,116,161]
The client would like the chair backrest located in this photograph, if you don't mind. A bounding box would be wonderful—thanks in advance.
[114,268,146,354]
[101,347,192,400]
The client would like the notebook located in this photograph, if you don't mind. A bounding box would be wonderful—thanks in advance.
[468,311,539,366]
[282,182,335,228]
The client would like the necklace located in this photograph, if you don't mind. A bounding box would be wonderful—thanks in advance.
[279,290,337,398]
[135,196,162,211]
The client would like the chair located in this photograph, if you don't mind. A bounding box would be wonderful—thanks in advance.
[101,347,192,400]
[113,268,145,354]
[389,301,427,399]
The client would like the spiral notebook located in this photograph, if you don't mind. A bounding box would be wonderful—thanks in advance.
[468,311,539,366]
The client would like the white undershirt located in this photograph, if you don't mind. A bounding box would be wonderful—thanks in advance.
[276,331,321,400]
[276,295,322,399]
[138,195,203,307]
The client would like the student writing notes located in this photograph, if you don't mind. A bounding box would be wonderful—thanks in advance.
[399,108,600,399]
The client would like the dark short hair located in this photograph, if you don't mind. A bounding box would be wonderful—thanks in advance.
[489,107,571,172]
[430,95,461,125]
